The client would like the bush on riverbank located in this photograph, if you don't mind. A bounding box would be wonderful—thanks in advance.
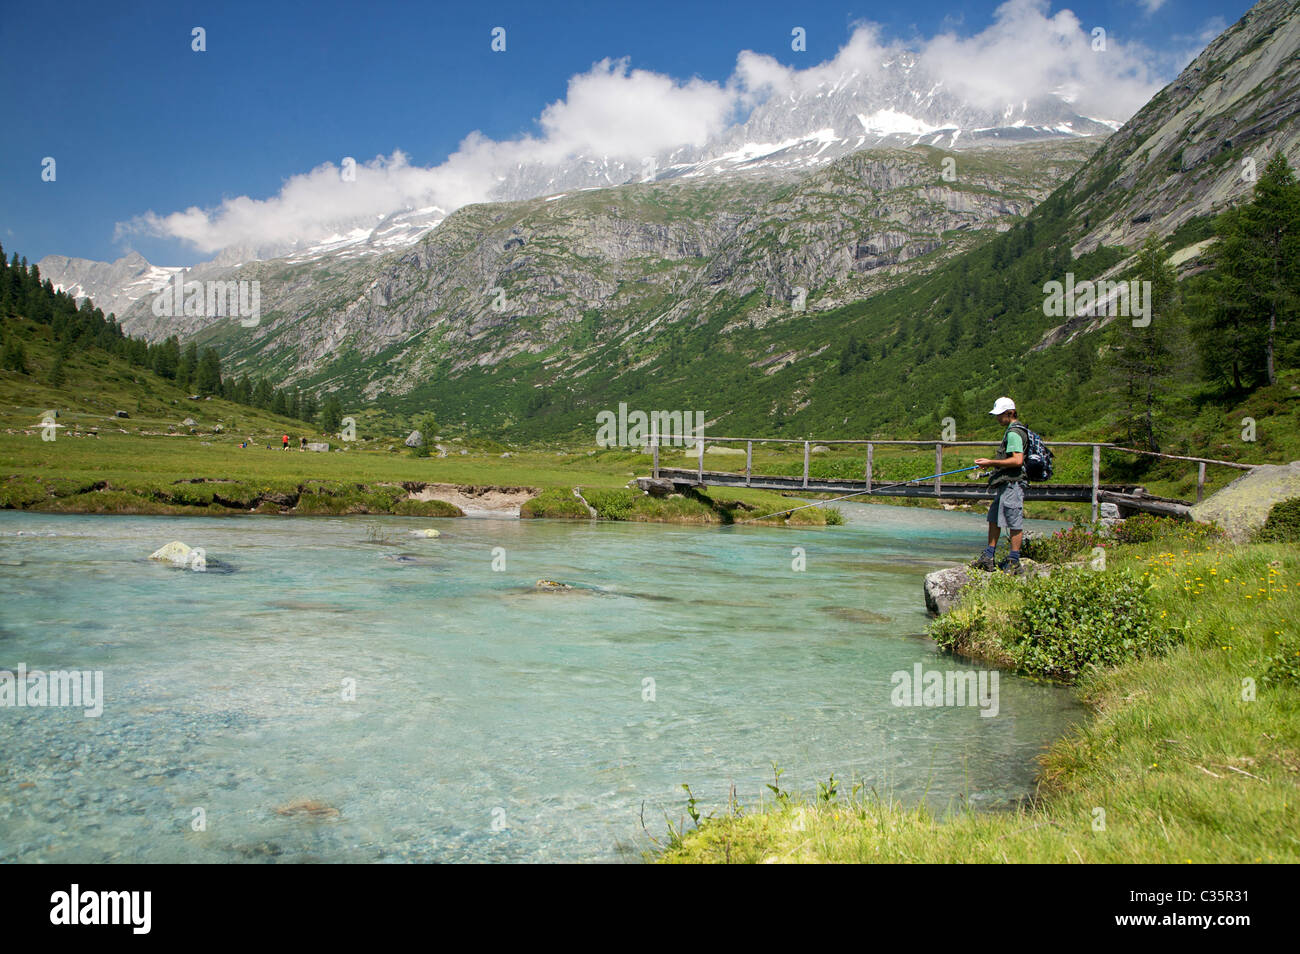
[931,567,1183,680]
[662,539,1300,863]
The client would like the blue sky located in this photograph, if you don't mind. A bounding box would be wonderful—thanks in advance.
[0,0,1255,266]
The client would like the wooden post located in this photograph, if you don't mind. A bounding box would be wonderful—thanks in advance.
[745,441,752,487]
[1091,444,1101,523]
[803,441,810,489]
[697,431,704,485]
[865,443,873,492]
[652,422,659,479]
[935,443,943,496]
[1197,461,1206,503]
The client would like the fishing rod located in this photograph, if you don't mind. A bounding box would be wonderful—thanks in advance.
[739,465,983,524]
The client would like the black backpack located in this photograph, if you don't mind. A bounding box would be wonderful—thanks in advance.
[1010,423,1054,482]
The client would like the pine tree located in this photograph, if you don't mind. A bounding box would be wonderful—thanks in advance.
[320,395,343,434]
[1237,154,1300,385]
[177,342,199,390]
[1107,236,1178,451]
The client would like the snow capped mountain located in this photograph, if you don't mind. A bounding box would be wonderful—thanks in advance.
[37,251,181,319]
[488,53,1119,201]
[42,56,1117,308]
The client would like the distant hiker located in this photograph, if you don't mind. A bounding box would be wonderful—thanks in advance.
[282,434,290,451]
[299,436,306,450]
[973,397,1026,573]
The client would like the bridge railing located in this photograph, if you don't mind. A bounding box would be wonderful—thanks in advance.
[648,429,1256,522]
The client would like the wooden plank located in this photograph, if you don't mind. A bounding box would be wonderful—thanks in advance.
[802,441,810,489]
[1098,489,1191,519]
[697,433,704,484]
[1197,461,1206,503]
[865,443,873,492]
[935,443,943,496]
[652,423,659,479]
[745,441,752,487]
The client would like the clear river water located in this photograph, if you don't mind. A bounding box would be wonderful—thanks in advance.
[0,504,1081,862]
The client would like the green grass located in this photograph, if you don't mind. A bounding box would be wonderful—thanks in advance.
[660,535,1300,863]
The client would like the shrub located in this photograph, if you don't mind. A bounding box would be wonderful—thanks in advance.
[1111,513,1220,546]
[1012,568,1183,679]
[1256,498,1300,544]
[1022,524,1108,564]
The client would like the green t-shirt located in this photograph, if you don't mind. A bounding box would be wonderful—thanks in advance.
[989,424,1027,486]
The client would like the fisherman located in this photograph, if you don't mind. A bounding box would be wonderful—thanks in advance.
[973,397,1027,573]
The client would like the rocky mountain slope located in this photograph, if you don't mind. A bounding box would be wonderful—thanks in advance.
[112,139,1097,403]
[1068,0,1300,254]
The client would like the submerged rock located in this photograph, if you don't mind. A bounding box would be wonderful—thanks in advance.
[274,798,340,819]
[1191,461,1300,542]
[535,579,572,589]
[409,528,441,538]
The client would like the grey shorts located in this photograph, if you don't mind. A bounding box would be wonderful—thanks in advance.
[988,481,1025,530]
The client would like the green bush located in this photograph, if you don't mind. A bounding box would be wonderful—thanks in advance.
[1022,523,1109,564]
[1256,498,1300,544]
[1111,513,1221,546]
[583,487,637,520]
[520,487,591,519]
[1012,568,1183,679]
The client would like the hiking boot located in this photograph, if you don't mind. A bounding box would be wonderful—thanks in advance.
[998,558,1021,575]
[973,553,998,572]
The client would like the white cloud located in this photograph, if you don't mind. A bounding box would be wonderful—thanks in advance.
[1139,0,1168,13]
[121,1,1173,257]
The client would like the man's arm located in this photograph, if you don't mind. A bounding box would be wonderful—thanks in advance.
[974,451,1024,468]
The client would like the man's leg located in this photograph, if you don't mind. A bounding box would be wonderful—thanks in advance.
[976,490,1002,569]
[988,524,1001,548]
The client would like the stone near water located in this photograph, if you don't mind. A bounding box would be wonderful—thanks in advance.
[306,442,329,452]
[404,430,423,448]
[410,528,440,538]
[924,565,974,615]
[636,477,677,497]
[149,541,192,566]
[535,579,571,589]
[1191,461,1300,542]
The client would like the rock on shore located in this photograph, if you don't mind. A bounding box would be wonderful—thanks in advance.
[1191,461,1300,542]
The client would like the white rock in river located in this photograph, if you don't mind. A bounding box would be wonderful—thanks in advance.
[149,541,193,566]
[409,528,440,538]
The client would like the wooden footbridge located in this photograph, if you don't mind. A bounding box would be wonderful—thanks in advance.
[637,435,1256,521]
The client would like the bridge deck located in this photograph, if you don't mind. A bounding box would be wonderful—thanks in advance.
[653,467,1139,501]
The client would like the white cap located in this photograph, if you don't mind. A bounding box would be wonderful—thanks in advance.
[988,397,1016,415]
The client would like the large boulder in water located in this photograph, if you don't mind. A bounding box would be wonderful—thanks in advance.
[924,565,975,615]
[150,541,194,567]
[1191,462,1300,542]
